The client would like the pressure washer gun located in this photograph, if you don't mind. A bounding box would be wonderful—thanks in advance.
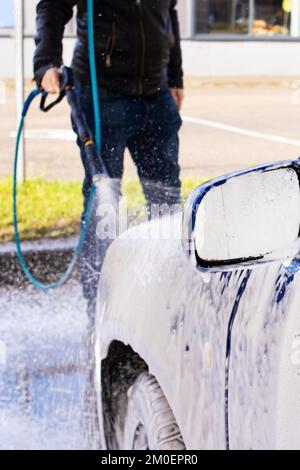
[39,66,109,182]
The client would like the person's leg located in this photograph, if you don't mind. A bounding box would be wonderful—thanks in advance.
[73,85,127,318]
[128,90,182,210]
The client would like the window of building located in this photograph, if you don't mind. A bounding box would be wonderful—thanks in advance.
[253,0,291,36]
[0,0,77,36]
[195,0,293,36]
[0,0,14,28]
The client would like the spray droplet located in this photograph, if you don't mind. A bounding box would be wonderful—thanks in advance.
[200,272,211,284]
[203,343,213,369]
[282,259,292,269]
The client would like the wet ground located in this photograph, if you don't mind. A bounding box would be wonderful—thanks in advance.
[0,280,95,450]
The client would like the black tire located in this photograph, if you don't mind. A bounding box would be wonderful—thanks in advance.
[122,372,185,450]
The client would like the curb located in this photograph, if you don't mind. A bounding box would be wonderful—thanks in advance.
[0,237,80,287]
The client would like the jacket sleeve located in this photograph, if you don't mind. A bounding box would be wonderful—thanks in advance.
[168,0,184,89]
[34,0,77,85]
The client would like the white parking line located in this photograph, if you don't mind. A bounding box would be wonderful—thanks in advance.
[10,119,300,149]
[183,116,300,148]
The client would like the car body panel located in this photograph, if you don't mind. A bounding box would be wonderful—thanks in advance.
[228,263,300,450]
[96,215,264,449]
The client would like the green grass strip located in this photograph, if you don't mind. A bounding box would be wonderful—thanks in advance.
[0,177,207,243]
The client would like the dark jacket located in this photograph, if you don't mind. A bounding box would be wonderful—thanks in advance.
[34,0,184,96]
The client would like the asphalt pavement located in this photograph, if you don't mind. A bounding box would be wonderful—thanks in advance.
[1,77,300,181]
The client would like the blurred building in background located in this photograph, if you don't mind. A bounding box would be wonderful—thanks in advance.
[187,0,298,36]
[1,0,300,77]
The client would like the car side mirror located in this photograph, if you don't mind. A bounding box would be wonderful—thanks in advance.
[182,161,300,272]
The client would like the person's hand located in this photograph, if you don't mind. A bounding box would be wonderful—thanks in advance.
[41,67,61,94]
[170,88,184,111]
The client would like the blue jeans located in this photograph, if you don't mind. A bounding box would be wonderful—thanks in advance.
[73,86,182,312]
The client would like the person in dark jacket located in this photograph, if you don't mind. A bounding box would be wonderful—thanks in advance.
[34,0,184,317]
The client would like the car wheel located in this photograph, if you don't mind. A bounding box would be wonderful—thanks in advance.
[122,372,185,450]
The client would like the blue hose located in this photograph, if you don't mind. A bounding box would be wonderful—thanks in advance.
[87,0,101,156]
[13,0,101,290]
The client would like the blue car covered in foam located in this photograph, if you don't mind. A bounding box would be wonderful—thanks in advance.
[95,159,300,450]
